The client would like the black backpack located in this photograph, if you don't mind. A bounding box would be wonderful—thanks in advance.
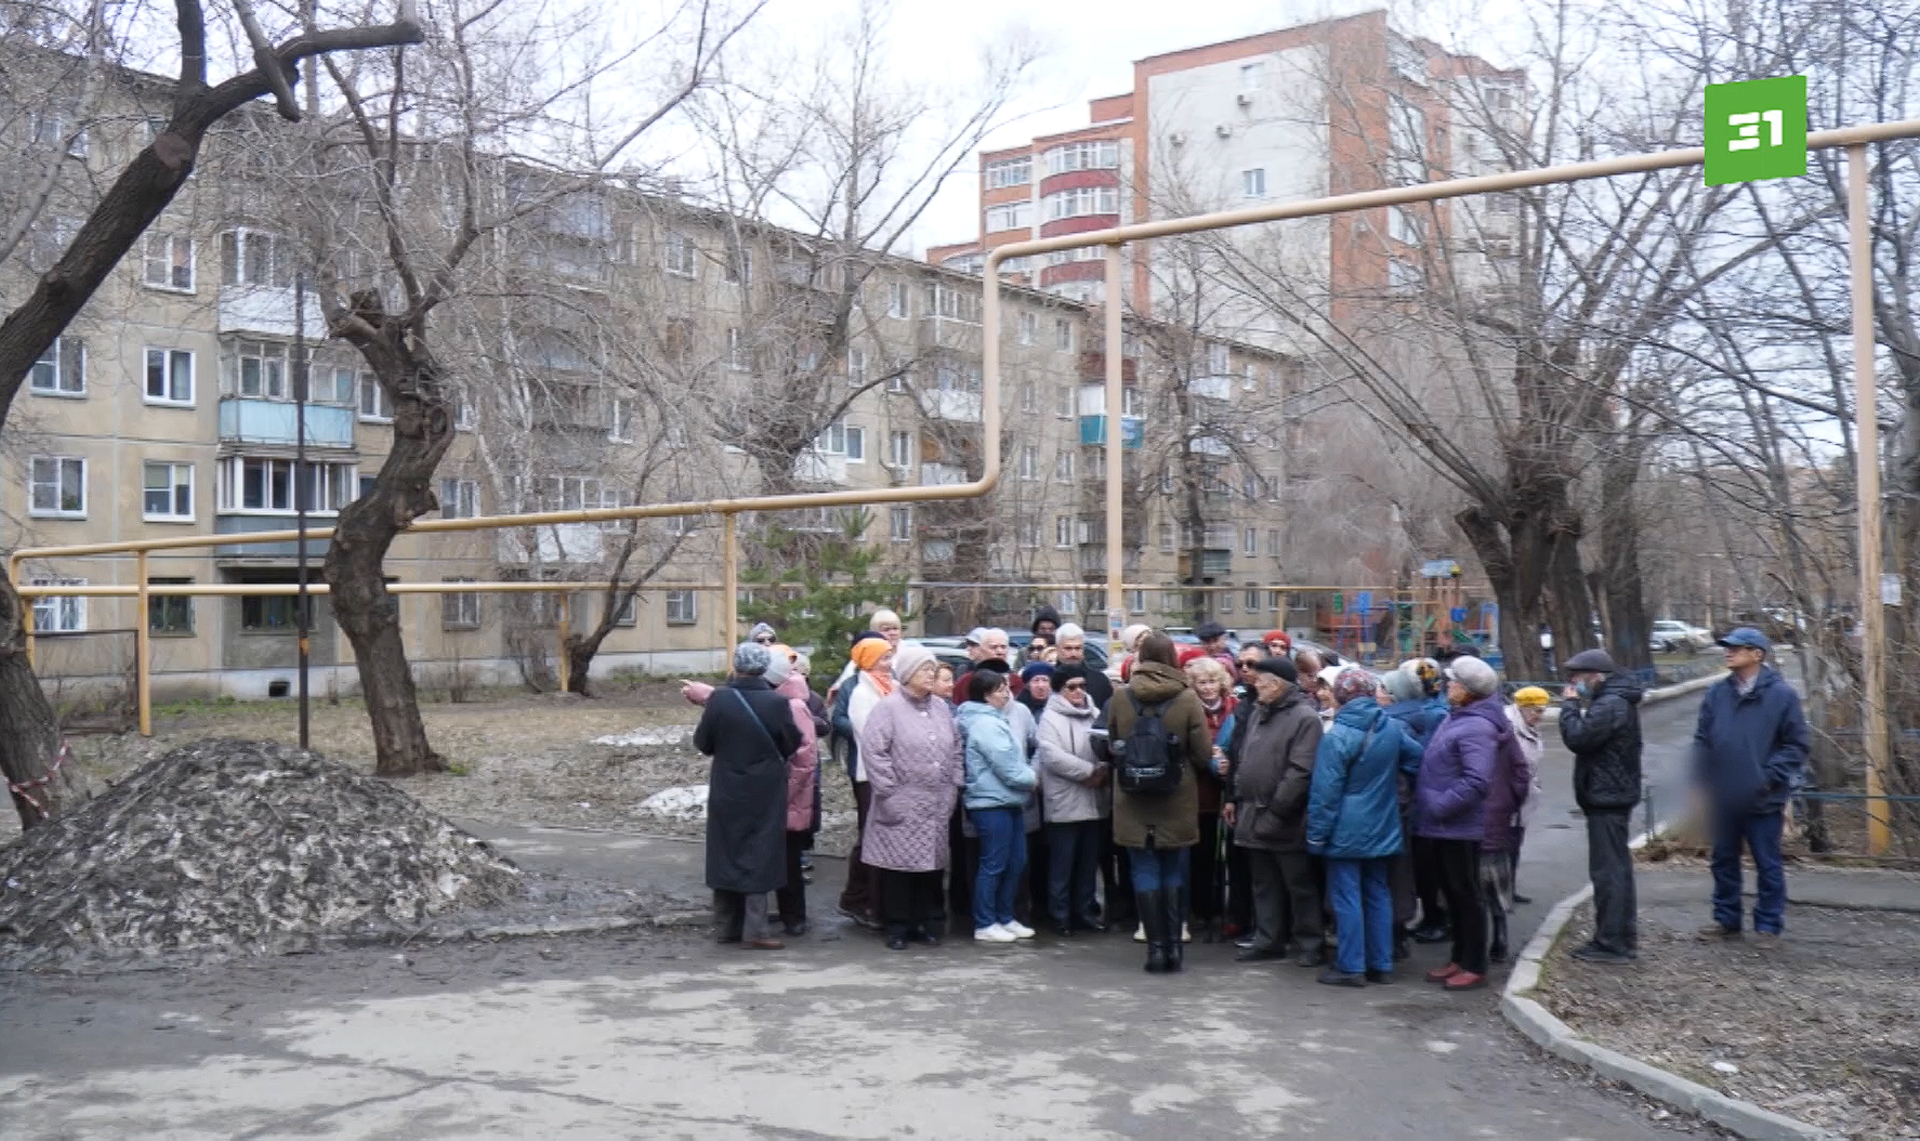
[1113,692,1184,796]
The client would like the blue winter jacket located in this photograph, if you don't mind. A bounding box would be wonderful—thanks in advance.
[1415,695,1510,841]
[1306,697,1424,860]
[1382,698,1438,748]
[957,701,1039,810]
[1691,667,1810,814]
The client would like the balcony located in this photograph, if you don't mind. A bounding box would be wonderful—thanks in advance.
[217,285,325,339]
[1078,414,1144,449]
[1187,374,1233,401]
[219,398,356,449]
[922,540,956,564]
[920,462,968,486]
[919,389,982,423]
[213,514,332,559]
[1177,549,1235,579]
[1189,435,1233,457]
[790,450,850,486]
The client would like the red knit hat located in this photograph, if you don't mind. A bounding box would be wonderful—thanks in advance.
[1264,630,1292,651]
[1175,645,1208,668]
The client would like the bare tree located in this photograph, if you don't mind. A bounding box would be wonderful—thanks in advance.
[0,0,422,826]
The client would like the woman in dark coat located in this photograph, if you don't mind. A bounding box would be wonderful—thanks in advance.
[694,642,803,950]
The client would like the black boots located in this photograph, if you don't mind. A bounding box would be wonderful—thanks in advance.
[1137,889,1169,973]
[1164,887,1186,973]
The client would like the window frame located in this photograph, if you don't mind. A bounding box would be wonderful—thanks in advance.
[28,455,87,518]
[440,478,480,519]
[665,590,698,625]
[30,578,87,633]
[142,460,195,522]
[143,232,196,293]
[442,577,482,631]
[887,430,913,469]
[144,347,195,406]
[1242,168,1267,198]
[662,230,698,278]
[148,578,194,637]
[889,505,913,542]
[358,376,393,422]
[28,337,85,397]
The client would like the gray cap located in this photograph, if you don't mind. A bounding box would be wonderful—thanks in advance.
[1562,648,1617,674]
[733,642,772,676]
[963,627,989,646]
[1444,655,1500,697]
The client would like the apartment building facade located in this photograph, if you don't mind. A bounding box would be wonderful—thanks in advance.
[3,50,1305,699]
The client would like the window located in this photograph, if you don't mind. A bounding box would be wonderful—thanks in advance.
[1019,312,1036,345]
[30,579,86,633]
[612,594,638,627]
[848,347,868,385]
[1128,589,1146,613]
[924,283,981,323]
[1208,342,1231,375]
[1246,588,1263,611]
[219,457,356,513]
[440,478,479,519]
[144,348,193,405]
[723,242,752,284]
[607,397,632,441]
[888,430,912,468]
[143,233,194,292]
[1219,592,1234,615]
[1267,528,1281,556]
[1243,471,1260,499]
[666,591,698,625]
[1389,205,1422,244]
[816,421,848,455]
[889,506,913,542]
[1055,318,1073,351]
[455,396,476,431]
[1244,527,1258,555]
[886,369,909,394]
[29,456,85,517]
[220,229,292,287]
[1204,522,1236,548]
[888,282,911,318]
[1044,186,1121,220]
[442,578,481,630]
[241,595,297,632]
[1057,591,1078,615]
[1018,446,1038,481]
[985,156,1032,188]
[1054,451,1075,483]
[143,461,194,521]
[1019,381,1037,413]
[1389,95,1427,185]
[1056,386,1076,419]
[843,426,866,462]
[985,202,1032,232]
[1018,519,1041,548]
[1160,471,1174,494]
[149,579,193,636]
[725,327,749,371]
[1044,140,1119,175]
[1389,257,1422,293]
[28,337,86,397]
[1241,61,1265,91]
[1241,364,1259,393]
[227,340,287,399]
[663,231,697,277]
[359,377,391,421]
[1055,515,1076,548]
[1159,522,1175,551]
[317,365,356,406]
[1243,168,1267,198]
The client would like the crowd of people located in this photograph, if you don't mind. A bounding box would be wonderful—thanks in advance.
[688,609,1811,989]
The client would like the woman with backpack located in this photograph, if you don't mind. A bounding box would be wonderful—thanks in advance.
[1103,632,1214,973]
[1307,670,1424,986]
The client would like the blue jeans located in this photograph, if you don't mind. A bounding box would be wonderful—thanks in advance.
[1326,857,1395,974]
[1128,845,1190,894]
[1712,809,1786,934]
[970,807,1026,929]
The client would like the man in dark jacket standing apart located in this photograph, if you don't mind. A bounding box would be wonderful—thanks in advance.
[1558,649,1644,964]
[1692,627,1809,944]
[694,642,803,950]
[1225,655,1327,967]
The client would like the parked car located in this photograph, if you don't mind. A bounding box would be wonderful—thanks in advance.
[900,637,973,673]
[1649,620,1713,654]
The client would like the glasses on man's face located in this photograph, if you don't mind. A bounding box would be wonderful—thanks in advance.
[1064,681,1087,692]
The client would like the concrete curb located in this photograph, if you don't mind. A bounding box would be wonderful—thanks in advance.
[1538,670,1719,724]
[1500,827,1843,1141]
[443,909,712,944]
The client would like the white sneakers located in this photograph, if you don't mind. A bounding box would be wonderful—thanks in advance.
[973,921,1036,943]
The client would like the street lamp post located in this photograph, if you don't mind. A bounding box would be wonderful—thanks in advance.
[294,272,311,751]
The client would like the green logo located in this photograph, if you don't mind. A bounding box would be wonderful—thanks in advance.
[1704,76,1807,186]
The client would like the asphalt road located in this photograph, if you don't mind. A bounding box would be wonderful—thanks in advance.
[0,692,1720,1139]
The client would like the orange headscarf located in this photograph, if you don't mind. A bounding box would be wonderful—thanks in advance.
[849,638,896,695]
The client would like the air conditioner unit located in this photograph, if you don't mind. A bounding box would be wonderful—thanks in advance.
[887,464,910,485]
[1236,92,1254,108]
[1215,124,1233,139]
[1169,131,1186,147]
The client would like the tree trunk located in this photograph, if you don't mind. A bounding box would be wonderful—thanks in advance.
[1598,457,1653,671]
[0,569,84,829]
[1458,473,1597,683]
[322,341,455,777]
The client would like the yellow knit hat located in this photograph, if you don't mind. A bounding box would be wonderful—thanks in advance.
[1512,686,1552,708]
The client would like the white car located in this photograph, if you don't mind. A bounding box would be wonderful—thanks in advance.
[1649,620,1712,653]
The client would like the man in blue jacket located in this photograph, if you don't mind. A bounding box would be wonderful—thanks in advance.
[1691,627,1810,944]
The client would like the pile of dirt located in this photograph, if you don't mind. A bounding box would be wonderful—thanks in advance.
[0,739,524,969]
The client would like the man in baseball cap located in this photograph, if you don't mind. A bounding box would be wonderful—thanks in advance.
[1557,648,1644,963]
[1691,626,1808,945]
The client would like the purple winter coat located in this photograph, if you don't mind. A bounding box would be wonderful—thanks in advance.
[1415,695,1509,842]
[1478,706,1532,854]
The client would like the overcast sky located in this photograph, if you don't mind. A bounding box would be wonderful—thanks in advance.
[774,0,1526,253]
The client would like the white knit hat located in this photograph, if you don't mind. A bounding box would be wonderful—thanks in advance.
[891,642,937,688]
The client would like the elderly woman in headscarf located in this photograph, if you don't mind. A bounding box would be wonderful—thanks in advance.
[1506,686,1550,905]
[1185,653,1237,940]
[693,642,802,950]
[835,634,894,926]
[859,641,966,950]
[765,647,820,936]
